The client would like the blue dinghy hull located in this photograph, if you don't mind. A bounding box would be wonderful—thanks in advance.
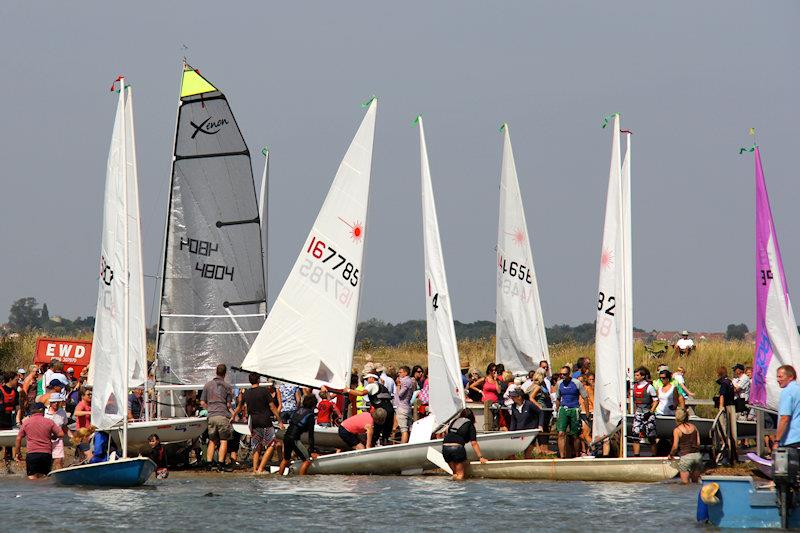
[699,475,800,528]
[50,457,156,487]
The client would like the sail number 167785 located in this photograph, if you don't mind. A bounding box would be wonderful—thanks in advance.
[306,236,360,287]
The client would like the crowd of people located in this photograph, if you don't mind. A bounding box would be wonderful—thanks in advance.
[0,348,786,484]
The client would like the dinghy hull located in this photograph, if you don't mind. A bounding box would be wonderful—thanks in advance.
[294,429,538,475]
[50,457,156,487]
[112,417,207,454]
[465,456,678,482]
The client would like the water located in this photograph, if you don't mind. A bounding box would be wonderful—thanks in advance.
[0,473,701,532]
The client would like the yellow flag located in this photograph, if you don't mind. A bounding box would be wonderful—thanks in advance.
[749,127,756,136]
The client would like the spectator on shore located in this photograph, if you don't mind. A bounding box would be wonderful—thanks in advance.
[395,366,414,443]
[674,331,695,356]
[1,371,20,461]
[572,358,590,380]
[732,364,751,419]
[128,386,145,421]
[774,365,800,450]
[716,366,738,464]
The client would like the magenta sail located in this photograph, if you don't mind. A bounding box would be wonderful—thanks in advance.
[751,146,800,410]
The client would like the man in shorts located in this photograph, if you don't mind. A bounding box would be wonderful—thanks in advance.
[14,402,63,479]
[631,367,658,456]
[231,373,282,474]
[200,364,234,472]
[554,366,588,458]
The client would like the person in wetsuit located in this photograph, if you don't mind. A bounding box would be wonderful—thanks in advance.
[278,394,317,476]
[442,408,488,481]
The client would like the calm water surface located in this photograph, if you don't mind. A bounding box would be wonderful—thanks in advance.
[1,473,702,532]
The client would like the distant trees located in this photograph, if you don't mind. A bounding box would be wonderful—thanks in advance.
[725,323,749,341]
[5,297,93,335]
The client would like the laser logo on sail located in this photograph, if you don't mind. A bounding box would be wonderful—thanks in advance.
[190,116,229,139]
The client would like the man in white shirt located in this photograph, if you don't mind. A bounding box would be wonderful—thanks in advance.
[376,363,396,398]
[674,330,695,357]
[732,363,751,421]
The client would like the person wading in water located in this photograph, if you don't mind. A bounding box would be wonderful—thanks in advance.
[442,409,488,480]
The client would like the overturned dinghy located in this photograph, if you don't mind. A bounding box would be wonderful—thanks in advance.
[464,456,677,483]
[294,429,539,475]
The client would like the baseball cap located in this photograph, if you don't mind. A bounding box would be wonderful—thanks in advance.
[657,365,670,372]
[508,389,523,398]
[48,379,68,389]
[17,368,26,374]
[31,402,46,412]
[67,367,75,373]
[732,363,745,372]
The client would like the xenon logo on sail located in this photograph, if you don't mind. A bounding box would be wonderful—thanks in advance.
[190,116,229,139]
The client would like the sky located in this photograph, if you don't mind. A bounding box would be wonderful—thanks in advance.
[0,1,797,332]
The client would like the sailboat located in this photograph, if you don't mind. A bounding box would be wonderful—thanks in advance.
[467,116,676,482]
[296,116,537,476]
[51,78,155,486]
[143,62,271,446]
[495,124,550,373]
[700,139,800,529]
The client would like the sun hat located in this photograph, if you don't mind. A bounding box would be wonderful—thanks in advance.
[364,373,380,380]
[17,368,26,375]
[681,330,689,336]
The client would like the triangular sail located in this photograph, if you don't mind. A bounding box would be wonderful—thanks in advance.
[495,125,549,373]
[417,117,464,428]
[751,146,800,410]
[592,114,628,441]
[241,100,377,390]
[155,64,267,387]
[91,84,141,430]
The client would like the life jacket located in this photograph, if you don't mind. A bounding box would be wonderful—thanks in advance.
[633,382,654,408]
[355,385,366,413]
[1,386,15,415]
[285,407,315,440]
[445,417,472,445]
[368,382,393,411]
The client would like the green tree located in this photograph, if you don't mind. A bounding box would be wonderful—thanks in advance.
[8,297,42,331]
[725,323,749,341]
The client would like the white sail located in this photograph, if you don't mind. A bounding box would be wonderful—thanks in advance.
[124,89,147,387]
[241,100,377,389]
[621,132,634,390]
[592,114,628,441]
[91,83,138,431]
[495,125,549,373]
[417,117,464,428]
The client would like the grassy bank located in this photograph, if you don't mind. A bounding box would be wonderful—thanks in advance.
[2,331,753,407]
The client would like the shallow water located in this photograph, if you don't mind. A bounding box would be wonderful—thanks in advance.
[0,472,701,532]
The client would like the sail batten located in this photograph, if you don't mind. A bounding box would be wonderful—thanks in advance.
[156,64,266,387]
[495,126,550,373]
[751,146,800,410]
[240,101,377,390]
[417,118,464,429]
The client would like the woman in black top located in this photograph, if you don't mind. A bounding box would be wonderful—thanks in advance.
[441,409,488,480]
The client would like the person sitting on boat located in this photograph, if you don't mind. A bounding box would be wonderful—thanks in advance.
[508,389,539,458]
[667,408,703,484]
[278,394,318,476]
[147,434,169,479]
[631,367,658,457]
[337,408,386,451]
[773,365,800,452]
[13,402,63,479]
[127,386,145,422]
[346,373,395,445]
[442,408,488,481]
[554,366,589,458]
[469,363,500,432]
[673,330,695,357]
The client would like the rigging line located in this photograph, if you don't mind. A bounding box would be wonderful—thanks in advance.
[226,307,253,348]
[161,313,265,318]
[160,330,261,335]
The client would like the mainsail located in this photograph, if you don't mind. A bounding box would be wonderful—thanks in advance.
[241,99,377,390]
[495,124,549,373]
[592,114,629,441]
[751,145,800,410]
[155,64,267,388]
[417,117,464,428]
[91,81,145,433]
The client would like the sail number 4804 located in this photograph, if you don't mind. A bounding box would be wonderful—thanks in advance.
[307,236,359,287]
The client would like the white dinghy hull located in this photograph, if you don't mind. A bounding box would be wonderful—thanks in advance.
[465,456,678,482]
[293,429,538,475]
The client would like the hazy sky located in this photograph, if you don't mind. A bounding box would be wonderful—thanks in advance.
[0,2,797,332]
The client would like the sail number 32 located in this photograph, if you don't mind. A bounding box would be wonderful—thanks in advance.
[307,236,360,287]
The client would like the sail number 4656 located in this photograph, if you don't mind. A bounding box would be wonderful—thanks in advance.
[498,257,532,285]
[307,236,359,287]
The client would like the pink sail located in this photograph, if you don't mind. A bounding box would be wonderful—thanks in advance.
[752,146,800,410]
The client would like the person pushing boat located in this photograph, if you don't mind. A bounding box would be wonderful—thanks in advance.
[346,373,395,445]
[442,408,488,481]
[278,394,318,476]
[337,408,387,450]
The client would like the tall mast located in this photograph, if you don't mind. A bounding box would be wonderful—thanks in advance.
[120,77,130,458]
[258,148,269,314]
